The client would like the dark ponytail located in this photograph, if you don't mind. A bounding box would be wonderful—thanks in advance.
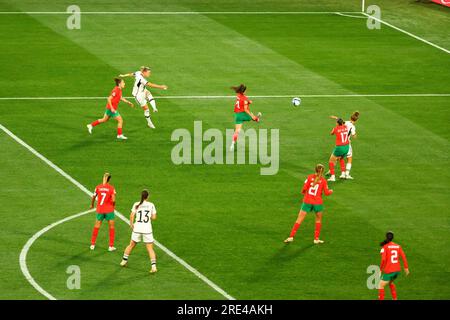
[231,84,247,94]
[135,189,149,210]
[380,231,394,246]
[337,118,344,126]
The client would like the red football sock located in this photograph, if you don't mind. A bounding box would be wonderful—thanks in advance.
[339,158,345,173]
[109,227,115,247]
[389,283,397,300]
[118,127,122,135]
[91,120,100,127]
[289,222,301,238]
[378,289,385,300]
[314,222,322,240]
[91,227,100,245]
[329,162,335,175]
[232,132,239,142]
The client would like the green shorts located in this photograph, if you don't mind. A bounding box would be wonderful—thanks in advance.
[300,203,324,213]
[234,112,252,124]
[333,145,350,158]
[96,212,115,221]
[105,109,120,118]
[381,272,400,282]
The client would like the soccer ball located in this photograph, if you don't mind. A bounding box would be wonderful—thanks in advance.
[292,97,301,107]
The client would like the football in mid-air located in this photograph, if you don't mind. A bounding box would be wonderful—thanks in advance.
[292,97,301,107]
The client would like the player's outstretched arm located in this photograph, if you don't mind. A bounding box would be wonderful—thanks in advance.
[147,82,168,90]
[329,115,339,120]
[121,97,134,108]
[118,73,134,78]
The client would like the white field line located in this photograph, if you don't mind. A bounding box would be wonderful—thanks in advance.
[0,93,449,101]
[362,12,450,54]
[0,123,235,301]
[335,12,366,19]
[19,209,95,301]
[0,11,361,15]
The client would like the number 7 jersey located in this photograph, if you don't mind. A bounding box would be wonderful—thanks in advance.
[94,183,116,213]
[131,201,157,234]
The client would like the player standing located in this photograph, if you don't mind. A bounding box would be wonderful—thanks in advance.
[284,164,333,244]
[327,118,351,182]
[119,66,168,129]
[329,111,360,179]
[87,78,134,140]
[89,173,117,251]
[378,231,410,300]
[120,189,158,274]
[230,84,261,151]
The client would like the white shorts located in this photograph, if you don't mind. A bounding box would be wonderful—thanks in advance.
[133,90,153,107]
[347,144,353,158]
[131,232,154,243]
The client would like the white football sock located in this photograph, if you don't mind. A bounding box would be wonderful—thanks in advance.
[148,99,157,112]
[346,163,352,175]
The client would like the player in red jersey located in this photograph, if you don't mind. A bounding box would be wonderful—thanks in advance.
[328,118,351,182]
[87,78,134,140]
[229,84,261,151]
[378,231,410,300]
[284,164,333,244]
[89,173,117,251]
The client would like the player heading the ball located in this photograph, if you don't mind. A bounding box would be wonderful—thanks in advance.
[119,66,168,129]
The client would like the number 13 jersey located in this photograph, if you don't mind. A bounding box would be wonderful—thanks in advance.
[131,201,157,234]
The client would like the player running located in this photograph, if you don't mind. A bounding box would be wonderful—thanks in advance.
[120,189,158,274]
[87,78,134,140]
[119,66,168,129]
[284,164,333,244]
[378,231,410,300]
[327,118,351,182]
[229,84,261,151]
[329,111,360,179]
[89,173,117,251]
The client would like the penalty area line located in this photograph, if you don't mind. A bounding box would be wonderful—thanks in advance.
[0,123,235,301]
[19,209,96,300]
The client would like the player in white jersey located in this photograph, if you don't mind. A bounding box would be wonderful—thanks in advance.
[329,111,359,179]
[120,189,158,273]
[119,66,168,129]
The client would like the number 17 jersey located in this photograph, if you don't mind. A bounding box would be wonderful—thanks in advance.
[131,200,157,234]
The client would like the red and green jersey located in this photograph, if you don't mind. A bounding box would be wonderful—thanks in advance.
[234,93,252,113]
[301,174,333,205]
[94,183,116,213]
[380,242,408,274]
[106,86,122,111]
[332,125,350,146]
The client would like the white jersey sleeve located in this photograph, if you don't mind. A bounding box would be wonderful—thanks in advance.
[345,121,356,137]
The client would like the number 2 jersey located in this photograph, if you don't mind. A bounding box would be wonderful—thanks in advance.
[380,242,408,274]
[131,200,157,234]
[301,174,333,205]
[94,183,116,213]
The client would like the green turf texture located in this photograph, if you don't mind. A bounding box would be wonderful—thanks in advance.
[0,0,449,300]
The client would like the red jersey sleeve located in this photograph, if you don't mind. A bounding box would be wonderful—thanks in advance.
[380,247,387,271]
[399,247,408,269]
[301,178,309,194]
[322,179,333,196]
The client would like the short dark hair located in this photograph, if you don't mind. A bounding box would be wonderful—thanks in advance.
[114,77,123,86]
[337,118,344,126]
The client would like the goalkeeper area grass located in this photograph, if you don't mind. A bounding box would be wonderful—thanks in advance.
[0,0,449,299]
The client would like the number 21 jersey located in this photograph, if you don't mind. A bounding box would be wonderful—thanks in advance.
[131,201,157,234]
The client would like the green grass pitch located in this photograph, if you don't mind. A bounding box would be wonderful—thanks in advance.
[0,0,449,300]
